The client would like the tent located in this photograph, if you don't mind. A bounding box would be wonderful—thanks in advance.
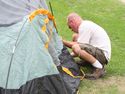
[0,0,82,94]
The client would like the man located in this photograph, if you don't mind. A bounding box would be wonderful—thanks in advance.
[63,12,111,80]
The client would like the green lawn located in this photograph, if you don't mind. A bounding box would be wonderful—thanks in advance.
[48,0,125,93]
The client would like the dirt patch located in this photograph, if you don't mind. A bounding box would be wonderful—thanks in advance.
[96,76,125,93]
[79,76,125,94]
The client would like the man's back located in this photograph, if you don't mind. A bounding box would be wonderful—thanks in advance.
[78,20,111,61]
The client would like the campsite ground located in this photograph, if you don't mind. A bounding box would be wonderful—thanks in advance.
[48,0,125,94]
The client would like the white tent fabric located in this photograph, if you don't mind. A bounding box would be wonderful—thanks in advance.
[0,0,48,26]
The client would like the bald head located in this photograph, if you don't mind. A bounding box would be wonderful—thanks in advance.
[67,12,82,21]
[67,12,82,33]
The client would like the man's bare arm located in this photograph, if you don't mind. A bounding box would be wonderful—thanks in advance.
[63,40,77,48]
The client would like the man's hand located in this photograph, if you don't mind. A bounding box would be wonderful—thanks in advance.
[72,44,81,57]
[63,39,77,48]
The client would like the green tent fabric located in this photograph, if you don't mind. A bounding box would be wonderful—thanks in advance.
[0,0,69,94]
[0,14,61,89]
[0,0,82,94]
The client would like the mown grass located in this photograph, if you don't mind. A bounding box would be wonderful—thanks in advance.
[48,0,125,93]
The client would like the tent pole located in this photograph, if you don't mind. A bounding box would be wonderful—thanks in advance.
[5,19,28,94]
[49,1,59,33]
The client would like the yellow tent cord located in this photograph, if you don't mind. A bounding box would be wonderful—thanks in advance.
[62,66,85,80]
[29,9,54,21]
[29,9,54,49]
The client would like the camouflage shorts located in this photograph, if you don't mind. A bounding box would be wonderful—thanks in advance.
[79,43,108,65]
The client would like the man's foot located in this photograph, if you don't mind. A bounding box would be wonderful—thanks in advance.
[84,68,106,80]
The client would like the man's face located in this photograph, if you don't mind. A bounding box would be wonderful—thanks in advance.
[68,19,78,33]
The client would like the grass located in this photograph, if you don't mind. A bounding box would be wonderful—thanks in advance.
[48,0,125,93]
